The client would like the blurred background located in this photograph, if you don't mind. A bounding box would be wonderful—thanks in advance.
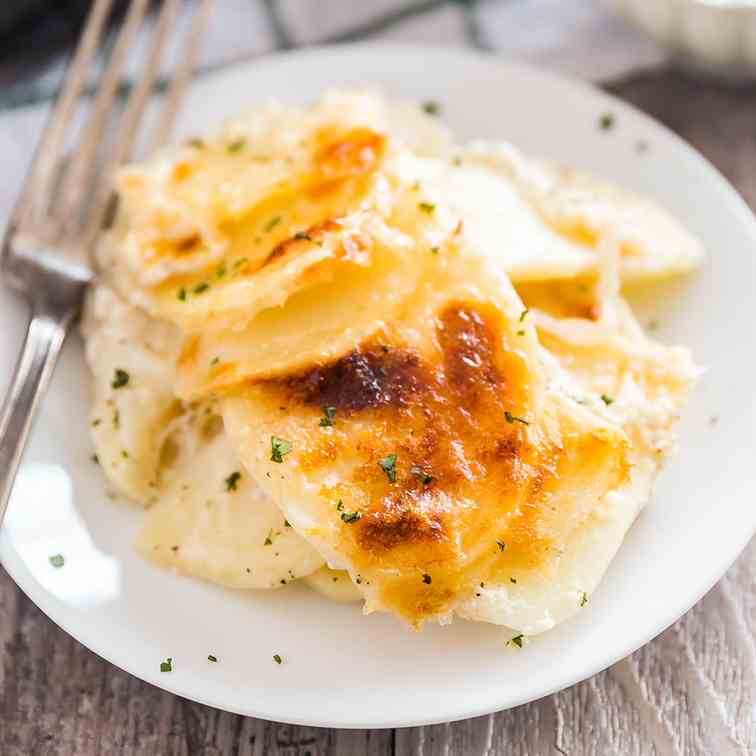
[0,0,674,111]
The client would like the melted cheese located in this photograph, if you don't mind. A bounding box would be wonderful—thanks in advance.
[84,89,701,632]
[221,244,630,627]
[82,286,322,589]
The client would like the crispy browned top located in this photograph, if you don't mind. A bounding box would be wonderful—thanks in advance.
[247,296,627,624]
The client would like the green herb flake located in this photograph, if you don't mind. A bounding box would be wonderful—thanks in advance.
[264,529,273,546]
[207,654,218,662]
[121,450,129,459]
[210,356,220,366]
[189,138,205,149]
[579,591,589,607]
[510,577,517,584]
[91,454,99,464]
[233,257,248,271]
[509,634,524,648]
[422,573,432,584]
[504,411,530,426]
[336,500,345,512]
[294,231,312,242]
[111,369,130,389]
[160,657,173,672]
[216,262,227,279]
[264,215,282,232]
[225,471,241,491]
[284,519,292,528]
[452,156,463,167]
[519,308,529,323]
[496,540,506,552]
[113,408,120,429]
[517,329,525,336]
[340,510,362,524]
[193,281,210,295]
[600,394,614,406]
[598,113,615,131]
[49,554,64,569]
[418,202,436,214]
[378,453,397,482]
[91,418,101,427]
[177,287,187,301]
[422,100,440,116]
[430,246,439,255]
[410,464,433,486]
[227,138,246,153]
[273,654,282,665]
[319,405,337,427]
[270,436,292,463]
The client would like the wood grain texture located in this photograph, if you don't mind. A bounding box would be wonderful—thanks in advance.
[2,68,756,756]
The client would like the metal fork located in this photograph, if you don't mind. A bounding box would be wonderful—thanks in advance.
[0,0,213,525]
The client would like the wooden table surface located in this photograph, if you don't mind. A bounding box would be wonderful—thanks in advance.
[1,65,755,756]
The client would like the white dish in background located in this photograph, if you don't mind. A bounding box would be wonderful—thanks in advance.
[609,0,756,81]
[1,44,755,729]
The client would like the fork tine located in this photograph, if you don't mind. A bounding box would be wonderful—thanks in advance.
[54,0,152,233]
[147,0,215,153]
[81,0,184,244]
[14,0,114,231]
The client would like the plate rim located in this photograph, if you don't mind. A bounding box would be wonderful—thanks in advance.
[2,41,756,729]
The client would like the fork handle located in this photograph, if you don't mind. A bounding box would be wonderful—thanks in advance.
[0,307,73,526]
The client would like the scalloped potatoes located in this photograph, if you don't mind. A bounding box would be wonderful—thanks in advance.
[84,89,701,635]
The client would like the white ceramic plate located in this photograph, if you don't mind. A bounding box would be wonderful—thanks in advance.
[1,45,755,729]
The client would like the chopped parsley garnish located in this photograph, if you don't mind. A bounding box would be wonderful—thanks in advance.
[579,591,589,607]
[418,202,436,214]
[410,465,433,486]
[422,573,432,584]
[430,246,440,254]
[225,471,241,491]
[504,411,530,426]
[509,634,524,648]
[189,138,205,149]
[193,281,210,294]
[210,356,220,366]
[207,654,218,662]
[91,418,101,427]
[517,329,525,336]
[273,654,282,665]
[510,577,517,584]
[160,657,173,672]
[177,287,187,301]
[319,405,336,427]
[336,500,345,512]
[227,138,246,153]
[233,257,248,271]
[264,215,281,232]
[600,394,614,406]
[294,231,312,242]
[111,369,130,389]
[216,262,227,279]
[496,540,506,552]
[49,554,64,568]
[121,450,129,459]
[598,113,615,131]
[519,308,529,323]
[452,156,463,166]
[270,436,292,463]
[113,408,120,429]
[284,520,292,528]
[264,529,273,546]
[340,510,362,524]
[378,453,397,482]
[91,454,99,464]
[422,100,440,116]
